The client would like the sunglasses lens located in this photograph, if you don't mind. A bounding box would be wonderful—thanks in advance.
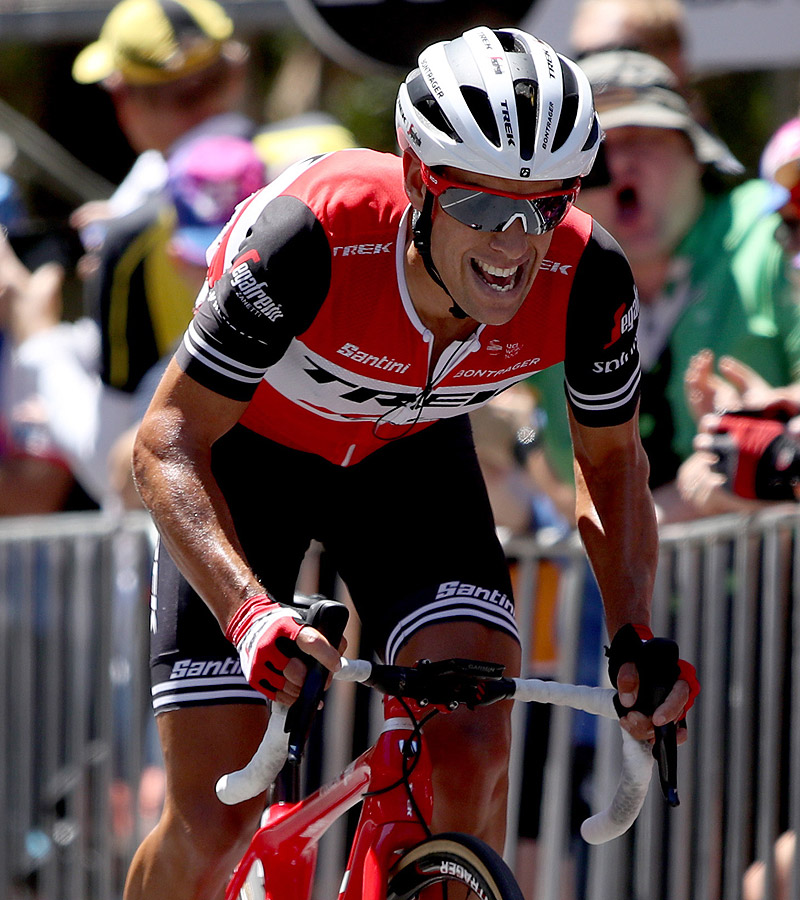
[438,188,572,235]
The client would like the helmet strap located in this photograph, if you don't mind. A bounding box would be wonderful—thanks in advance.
[412,191,468,320]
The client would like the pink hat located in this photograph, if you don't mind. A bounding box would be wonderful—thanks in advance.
[760,117,800,212]
[168,135,266,265]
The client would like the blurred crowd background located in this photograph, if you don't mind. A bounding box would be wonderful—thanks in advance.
[1,0,798,296]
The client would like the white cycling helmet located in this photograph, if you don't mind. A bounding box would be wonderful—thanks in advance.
[396,26,601,182]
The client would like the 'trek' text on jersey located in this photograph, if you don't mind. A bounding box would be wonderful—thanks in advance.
[175,149,641,467]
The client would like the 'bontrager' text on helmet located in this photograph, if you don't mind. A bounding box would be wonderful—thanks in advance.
[396,26,601,182]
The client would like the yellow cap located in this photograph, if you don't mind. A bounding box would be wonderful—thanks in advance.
[72,0,234,86]
[253,117,358,179]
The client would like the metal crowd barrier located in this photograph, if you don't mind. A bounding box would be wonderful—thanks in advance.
[2,506,799,899]
[505,506,800,900]
[0,511,155,900]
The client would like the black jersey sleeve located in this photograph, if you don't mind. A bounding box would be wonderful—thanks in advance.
[562,221,641,427]
[175,195,332,401]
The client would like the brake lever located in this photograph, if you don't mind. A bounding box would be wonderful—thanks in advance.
[284,598,349,765]
[653,722,679,807]
[613,637,681,807]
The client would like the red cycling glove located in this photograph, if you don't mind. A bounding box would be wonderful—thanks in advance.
[225,594,306,699]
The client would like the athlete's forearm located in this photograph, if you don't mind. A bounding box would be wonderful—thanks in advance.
[132,365,262,631]
[576,471,656,636]
[571,423,657,638]
[133,419,262,628]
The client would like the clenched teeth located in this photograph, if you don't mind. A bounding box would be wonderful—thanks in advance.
[475,261,518,278]
[474,259,519,292]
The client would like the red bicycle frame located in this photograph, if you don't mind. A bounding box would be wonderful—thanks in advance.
[225,695,434,900]
[220,654,662,898]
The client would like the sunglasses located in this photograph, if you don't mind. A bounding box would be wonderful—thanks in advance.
[420,164,580,236]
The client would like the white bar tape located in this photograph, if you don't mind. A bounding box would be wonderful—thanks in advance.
[216,703,291,805]
[580,731,654,844]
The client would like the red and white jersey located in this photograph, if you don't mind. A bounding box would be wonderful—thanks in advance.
[176,149,640,466]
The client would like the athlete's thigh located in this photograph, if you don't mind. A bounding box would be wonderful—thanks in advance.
[157,704,267,836]
[398,623,520,812]
[325,417,518,661]
[396,620,521,674]
[150,540,270,711]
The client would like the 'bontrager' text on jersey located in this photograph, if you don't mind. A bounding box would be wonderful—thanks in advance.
[176,149,640,466]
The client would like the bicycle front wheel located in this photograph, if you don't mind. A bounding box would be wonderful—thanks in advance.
[386,833,524,900]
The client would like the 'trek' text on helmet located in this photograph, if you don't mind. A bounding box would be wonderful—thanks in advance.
[395,26,602,182]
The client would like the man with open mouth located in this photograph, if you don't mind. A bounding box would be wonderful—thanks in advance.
[127,27,696,900]
[529,48,800,525]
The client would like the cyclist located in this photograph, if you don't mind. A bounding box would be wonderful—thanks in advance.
[128,26,698,899]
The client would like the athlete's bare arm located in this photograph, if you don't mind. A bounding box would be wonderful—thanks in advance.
[132,358,340,701]
[567,404,691,740]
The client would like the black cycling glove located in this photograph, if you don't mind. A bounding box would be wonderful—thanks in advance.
[606,623,699,719]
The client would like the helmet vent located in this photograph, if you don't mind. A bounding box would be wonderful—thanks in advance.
[514,79,538,162]
[460,86,501,148]
[407,70,461,143]
[495,30,525,53]
[581,115,601,152]
[551,57,580,152]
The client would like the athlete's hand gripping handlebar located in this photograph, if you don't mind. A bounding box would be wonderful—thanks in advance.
[606,624,700,810]
[215,597,348,805]
[628,638,681,807]
[284,598,349,764]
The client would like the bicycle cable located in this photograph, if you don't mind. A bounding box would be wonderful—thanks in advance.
[371,337,473,443]
[362,697,438,839]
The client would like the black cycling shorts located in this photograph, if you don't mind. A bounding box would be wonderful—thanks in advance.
[150,416,519,713]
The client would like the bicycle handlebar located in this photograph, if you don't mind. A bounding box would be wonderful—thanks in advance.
[215,701,291,806]
[215,657,655,843]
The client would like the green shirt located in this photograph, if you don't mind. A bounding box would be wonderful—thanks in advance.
[528,179,800,488]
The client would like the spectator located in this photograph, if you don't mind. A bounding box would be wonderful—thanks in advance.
[10,134,267,509]
[744,830,796,900]
[106,133,269,509]
[69,0,258,396]
[674,116,800,899]
[70,0,357,401]
[527,50,800,525]
[70,0,250,236]
[675,116,800,518]
[568,0,716,183]
[0,225,76,514]
[0,168,92,515]
[761,116,800,281]
[570,0,690,91]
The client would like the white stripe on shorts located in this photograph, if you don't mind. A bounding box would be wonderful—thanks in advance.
[151,674,264,712]
[384,596,520,665]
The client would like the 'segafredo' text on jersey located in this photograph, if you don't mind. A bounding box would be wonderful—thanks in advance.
[177,149,641,467]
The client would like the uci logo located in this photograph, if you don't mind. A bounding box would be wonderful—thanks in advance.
[519,167,531,177]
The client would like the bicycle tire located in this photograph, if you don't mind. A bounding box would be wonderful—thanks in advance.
[386,832,524,900]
